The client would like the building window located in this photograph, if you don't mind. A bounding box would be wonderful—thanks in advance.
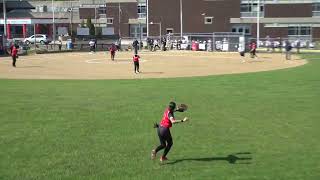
[130,24,147,38]
[245,27,250,34]
[232,28,237,32]
[313,3,320,16]
[240,3,264,17]
[107,18,113,24]
[300,27,311,35]
[98,7,106,15]
[240,4,251,12]
[137,4,146,19]
[231,26,251,35]
[204,17,213,24]
[288,27,311,36]
[166,28,174,34]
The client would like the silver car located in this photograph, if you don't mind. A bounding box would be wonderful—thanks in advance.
[24,34,51,45]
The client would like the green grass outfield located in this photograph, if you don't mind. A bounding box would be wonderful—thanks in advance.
[1,54,320,180]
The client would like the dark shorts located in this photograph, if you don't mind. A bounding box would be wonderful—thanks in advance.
[157,126,172,144]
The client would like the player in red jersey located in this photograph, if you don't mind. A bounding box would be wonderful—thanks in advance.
[249,41,257,58]
[151,102,188,162]
[109,44,117,61]
[11,45,19,67]
[133,54,140,73]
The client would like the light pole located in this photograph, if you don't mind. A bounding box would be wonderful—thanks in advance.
[180,0,183,38]
[69,1,73,37]
[52,0,55,49]
[146,0,150,37]
[257,0,260,48]
[118,3,121,37]
[3,0,7,37]
[94,5,97,36]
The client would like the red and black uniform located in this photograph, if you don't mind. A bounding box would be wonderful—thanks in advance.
[133,55,140,73]
[11,46,18,67]
[109,45,116,61]
[154,108,175,157]
[249,42,257,58]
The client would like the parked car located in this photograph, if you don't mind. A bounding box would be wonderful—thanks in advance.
[23,34,51,45]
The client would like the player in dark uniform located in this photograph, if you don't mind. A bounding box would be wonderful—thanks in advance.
[151,102,188,162]
[132,39,139,55]
[285,40,292,60]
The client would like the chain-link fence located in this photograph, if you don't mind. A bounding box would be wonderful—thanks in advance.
[249,37,320,53]
[144,32,245,52]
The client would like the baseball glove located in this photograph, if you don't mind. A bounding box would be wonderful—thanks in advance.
[176,104,188,112]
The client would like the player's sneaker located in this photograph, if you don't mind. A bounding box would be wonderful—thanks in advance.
[151,149,156,160]
[160,156,168,162]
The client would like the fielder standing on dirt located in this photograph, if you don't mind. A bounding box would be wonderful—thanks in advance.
[151,102,188,162]
[133,54,140,74]
[109,44,117,61]
[249,41,257,58]
[11,45,19,67]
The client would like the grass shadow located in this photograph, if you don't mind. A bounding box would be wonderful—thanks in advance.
[164,152,252,165]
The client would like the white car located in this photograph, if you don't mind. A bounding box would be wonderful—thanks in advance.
[24,34,51,44]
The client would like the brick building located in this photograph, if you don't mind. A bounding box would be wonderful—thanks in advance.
[1,0,320,40]
[148,0,320,40]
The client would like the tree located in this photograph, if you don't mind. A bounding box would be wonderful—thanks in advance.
[86,18,95,36]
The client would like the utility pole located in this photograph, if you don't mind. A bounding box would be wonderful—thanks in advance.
[69,1,73,37]
[139,22,142,46]
[94,0,97,36]
[146,0,149,37]
[257,0,260,48]
[3,0,7,37]
[118,3,121,37]
[52,0,55,49]
[180,0,183,38]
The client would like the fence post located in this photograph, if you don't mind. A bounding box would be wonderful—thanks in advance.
[212,33,215,52]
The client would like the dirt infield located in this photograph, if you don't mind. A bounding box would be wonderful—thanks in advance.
[0,51,307,80]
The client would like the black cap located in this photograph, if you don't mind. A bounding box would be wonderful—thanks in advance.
[168,102,176,111]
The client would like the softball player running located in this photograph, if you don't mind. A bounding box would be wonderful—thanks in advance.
[151,102,188,162]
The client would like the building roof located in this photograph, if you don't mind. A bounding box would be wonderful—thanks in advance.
[0,10,68,19]
[3,1,34,9]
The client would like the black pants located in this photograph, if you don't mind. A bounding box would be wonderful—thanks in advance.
[163,43,166,51]
[134,61,139,73]
[250,49,256,58]
[111,52,115,60]
[134,47,138,55]
[155,126,173,157]
[90,46,95,52]
[12,56,16,67]
[153,45,160,51]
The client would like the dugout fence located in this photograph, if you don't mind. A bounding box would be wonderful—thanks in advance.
[157,32,245,52]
